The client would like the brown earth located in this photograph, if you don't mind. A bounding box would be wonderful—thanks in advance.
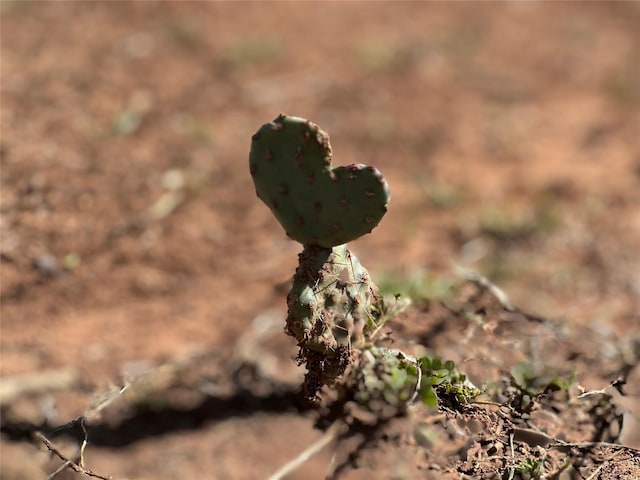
[1,2,640,479]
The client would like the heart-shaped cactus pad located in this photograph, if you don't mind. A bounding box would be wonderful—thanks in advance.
[249,114,390,247]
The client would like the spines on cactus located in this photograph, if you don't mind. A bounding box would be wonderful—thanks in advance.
[286,245,384,396]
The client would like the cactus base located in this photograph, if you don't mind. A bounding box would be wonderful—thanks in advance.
[286,244,384,401]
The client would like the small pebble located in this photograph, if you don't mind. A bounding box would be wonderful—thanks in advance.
[32,253,59,276]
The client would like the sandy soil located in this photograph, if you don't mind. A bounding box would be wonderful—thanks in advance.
[2,2,640,479]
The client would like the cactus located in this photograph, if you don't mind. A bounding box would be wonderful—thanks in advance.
[286,244,382,350]
[249,114,394,402]
[249,114,390,248]
[286,244,385,399]
[249,117,479,414]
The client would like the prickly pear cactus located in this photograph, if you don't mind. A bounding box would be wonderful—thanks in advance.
[285,244,385,400]
[286,245,382,351]
[249,114,390,247]
[248,115,394,403]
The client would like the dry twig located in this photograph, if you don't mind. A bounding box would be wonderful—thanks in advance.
[267,421,345,480]
[34,427,111,480]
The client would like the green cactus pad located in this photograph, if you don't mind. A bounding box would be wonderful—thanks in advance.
[249,114,390,247]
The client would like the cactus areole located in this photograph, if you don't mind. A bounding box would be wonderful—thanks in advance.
[249,114,390,247]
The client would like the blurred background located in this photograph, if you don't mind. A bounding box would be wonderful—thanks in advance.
[2,2,639,479]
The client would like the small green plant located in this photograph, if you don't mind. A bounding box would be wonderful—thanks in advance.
[418,356,483,408]
[515,456,544,480]
[508,361,575,413]
[249,114,475,412]
[415,177,465,209]
[478,202,560,242]
[111,110,142,136]
[355,41,412,73]
[227,36,282,68]
[378,268,457,304]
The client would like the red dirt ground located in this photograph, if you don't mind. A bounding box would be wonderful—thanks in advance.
[2,2,639,479]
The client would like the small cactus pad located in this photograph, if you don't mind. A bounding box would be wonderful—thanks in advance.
[249,114,390,247]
